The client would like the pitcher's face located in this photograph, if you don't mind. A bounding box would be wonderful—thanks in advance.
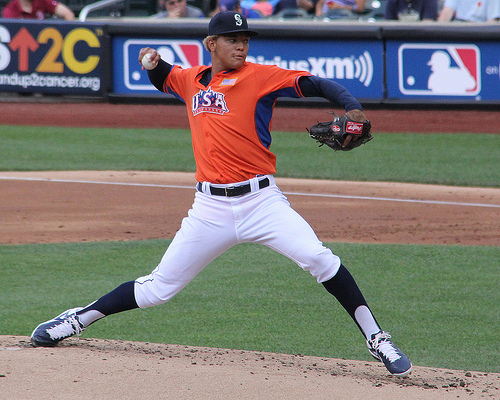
[210,34,249,71]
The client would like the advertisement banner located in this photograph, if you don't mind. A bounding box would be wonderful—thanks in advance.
[386,41,500,101]
[248,39,383,100]
[112,36,384,100]
[113,37,206,93]
[0,20,106,95]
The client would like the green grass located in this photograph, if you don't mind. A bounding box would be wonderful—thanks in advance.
[0,124,498,373]
[0,126,195,172]
[1,240,498,373]
[1,125,499,187]
[274,131,500,187]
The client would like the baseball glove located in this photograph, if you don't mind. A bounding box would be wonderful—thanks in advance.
[307,114,373,151]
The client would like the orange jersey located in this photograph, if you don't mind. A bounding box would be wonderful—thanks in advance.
[165,62,310,184]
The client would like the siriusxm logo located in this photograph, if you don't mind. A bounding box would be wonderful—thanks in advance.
[246,52,373,87]
[123,39,203,91]
[398,44,481,96]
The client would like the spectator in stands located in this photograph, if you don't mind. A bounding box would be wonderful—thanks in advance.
[438,0,500,22]
[240,0,280,15]
[1,0,74,19]
[152,0,205,18]
[249,0,274,15]
[272,0,318,16]
[213,0,262,17]
[315,0,365,17]
[384,0,438,21]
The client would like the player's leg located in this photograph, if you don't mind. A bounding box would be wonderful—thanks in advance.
[133,194,238,308]
[321,265,412,376]
[31,193,238,347]
[30,280,139,347]
[238,185,412,376]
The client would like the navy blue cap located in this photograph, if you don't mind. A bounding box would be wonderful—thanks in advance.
[208,11,259,37]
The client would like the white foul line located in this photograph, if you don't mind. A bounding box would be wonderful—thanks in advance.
[1,176,499,209]
[0,176,191,190]
[282,191,500,208]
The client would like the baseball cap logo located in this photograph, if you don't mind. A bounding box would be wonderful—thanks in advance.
[207,11,259,37]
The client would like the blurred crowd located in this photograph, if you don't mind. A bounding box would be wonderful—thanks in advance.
[1,0,499,22]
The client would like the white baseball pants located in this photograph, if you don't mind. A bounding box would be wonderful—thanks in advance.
[134,175,341,308]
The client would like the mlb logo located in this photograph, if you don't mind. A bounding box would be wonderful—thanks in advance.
[398,44,481,96]
[123,39,204,91]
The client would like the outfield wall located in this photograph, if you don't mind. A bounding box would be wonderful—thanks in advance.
[0,18,498,106]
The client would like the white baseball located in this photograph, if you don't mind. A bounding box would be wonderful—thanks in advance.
[141,54,155,70]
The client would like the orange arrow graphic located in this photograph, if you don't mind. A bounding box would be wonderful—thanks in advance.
[9,27,39,71]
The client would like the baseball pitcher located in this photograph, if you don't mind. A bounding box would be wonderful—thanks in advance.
[31,11,411,377]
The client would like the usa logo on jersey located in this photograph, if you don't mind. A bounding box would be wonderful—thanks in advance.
[398,44,481,96]
[192,87,229,116]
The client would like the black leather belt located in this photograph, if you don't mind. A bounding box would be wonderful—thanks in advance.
[197,177,270,197]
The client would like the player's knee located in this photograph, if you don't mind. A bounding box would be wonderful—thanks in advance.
[134,274,190,308]
[300,249,341,283]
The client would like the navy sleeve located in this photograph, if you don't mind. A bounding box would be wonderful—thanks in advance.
[147,59,172,92]
[298,75,363,111]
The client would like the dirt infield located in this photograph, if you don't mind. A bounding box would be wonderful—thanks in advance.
[1,170,499,246]
[2,101,500,133]
[1,102,499,399]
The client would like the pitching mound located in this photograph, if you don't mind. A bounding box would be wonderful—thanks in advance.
[1,335,498,399]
